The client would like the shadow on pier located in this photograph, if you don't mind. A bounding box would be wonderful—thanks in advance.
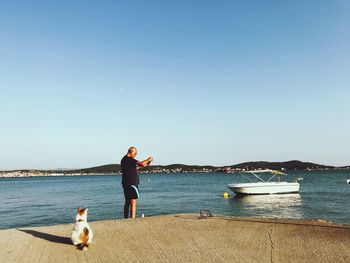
[18,229,72,245]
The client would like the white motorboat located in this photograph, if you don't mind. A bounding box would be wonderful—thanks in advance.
[227,169,302,195]
[347,179,350,185]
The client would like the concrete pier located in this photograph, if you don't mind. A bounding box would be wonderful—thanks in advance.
[1,214,349,263]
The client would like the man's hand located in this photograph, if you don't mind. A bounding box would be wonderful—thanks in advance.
[137,156,154,169]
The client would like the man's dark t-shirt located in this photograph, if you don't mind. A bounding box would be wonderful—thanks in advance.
[121,155,139,186]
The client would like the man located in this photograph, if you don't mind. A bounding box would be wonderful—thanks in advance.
[120,147,153,219]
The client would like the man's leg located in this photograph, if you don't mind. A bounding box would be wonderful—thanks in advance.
[130,199,137,219]
[124,199,131,218]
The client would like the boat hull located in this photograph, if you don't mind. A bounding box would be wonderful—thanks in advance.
[227,182,300,195]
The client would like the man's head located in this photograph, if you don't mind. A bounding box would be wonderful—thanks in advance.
[127,147,137,158]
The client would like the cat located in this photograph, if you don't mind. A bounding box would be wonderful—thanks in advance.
[71,208,93,250]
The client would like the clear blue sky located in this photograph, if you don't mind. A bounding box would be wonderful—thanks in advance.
[1,1,349,169]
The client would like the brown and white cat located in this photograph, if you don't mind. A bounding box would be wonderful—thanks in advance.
[71,208,93,250]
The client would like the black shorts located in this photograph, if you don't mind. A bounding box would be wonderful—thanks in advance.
[123,185,140,200]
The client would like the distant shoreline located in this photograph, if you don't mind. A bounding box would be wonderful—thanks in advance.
[1,160,349,178]
[0,172,121,178]
[1,166,349,178]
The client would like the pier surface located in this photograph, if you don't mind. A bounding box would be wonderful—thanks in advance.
[1,214,349,263]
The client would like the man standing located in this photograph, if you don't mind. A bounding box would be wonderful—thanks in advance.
[120,147,153,219]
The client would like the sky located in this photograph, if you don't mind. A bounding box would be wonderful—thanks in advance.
[1,1,349,169]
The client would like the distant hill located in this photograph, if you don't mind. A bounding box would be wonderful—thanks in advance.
[1,160,344,175]
[68,164,120,174]
[68,160,335,173]
[141,163,217,171]
[231,160,335,171]
[72,163,218,173]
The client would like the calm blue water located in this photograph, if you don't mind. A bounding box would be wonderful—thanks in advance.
[0,171,349,229]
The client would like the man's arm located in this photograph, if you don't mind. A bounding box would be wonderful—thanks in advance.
[136,156,153,169]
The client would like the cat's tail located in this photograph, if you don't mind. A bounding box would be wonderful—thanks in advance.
[78,227,90,251]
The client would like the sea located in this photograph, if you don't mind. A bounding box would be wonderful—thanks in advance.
[0,170,349,229]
